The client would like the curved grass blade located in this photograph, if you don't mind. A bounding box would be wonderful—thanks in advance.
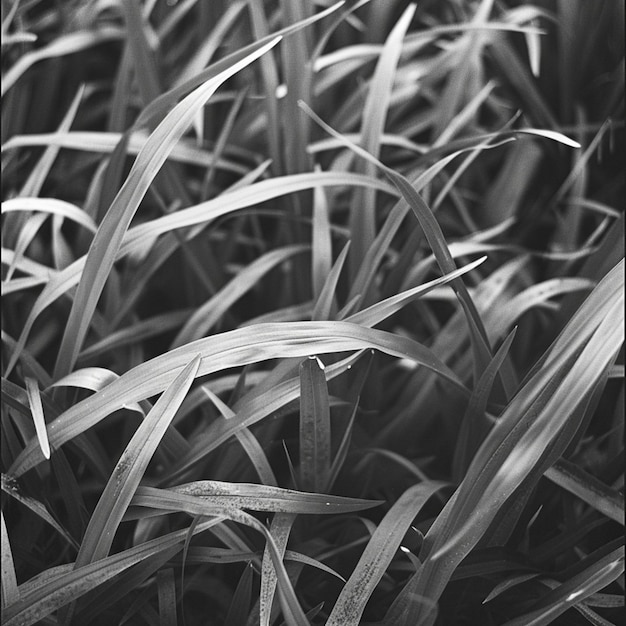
[45,37,281,383]
[73,354,201,568]
[326,481,447,626]
[10,321,466,478]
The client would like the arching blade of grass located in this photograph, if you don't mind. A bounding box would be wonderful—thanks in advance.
[345,257,487,327]
[1,510,19,608]
[502,546,624,626]
[349,3,416,275]
[10,322,466,478]
[45,37,282,384]
[1,518,223,626]
[73,354,201,568]
[326,481,447,626]
[299,356,331,492]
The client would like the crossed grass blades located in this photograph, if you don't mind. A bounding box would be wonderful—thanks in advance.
[1,0,624,624]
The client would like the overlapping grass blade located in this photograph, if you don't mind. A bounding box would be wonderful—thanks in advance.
[73,354,201,569]
[10,321,466,478]
[326,481,447,625]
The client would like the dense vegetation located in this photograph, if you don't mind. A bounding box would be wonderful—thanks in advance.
[1,1,624,624]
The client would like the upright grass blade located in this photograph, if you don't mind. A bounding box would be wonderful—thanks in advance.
[299,356,331,492]
[38,37,282,383]
[73,354,201,568]
[349,3,416,275]
[326,481,447,626]
[157,568,177,626]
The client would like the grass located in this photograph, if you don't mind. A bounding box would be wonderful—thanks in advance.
[1,0,624,624]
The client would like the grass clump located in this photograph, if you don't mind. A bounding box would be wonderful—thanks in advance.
[1,1,624,624]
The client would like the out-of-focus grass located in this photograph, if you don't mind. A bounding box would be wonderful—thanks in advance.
[1,1,623,625]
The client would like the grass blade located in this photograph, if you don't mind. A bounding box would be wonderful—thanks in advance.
[326,481,447,626]
[44,37,282,383]
[24,377,50,460]
[299,356,331,492]
[74,354,201,567]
